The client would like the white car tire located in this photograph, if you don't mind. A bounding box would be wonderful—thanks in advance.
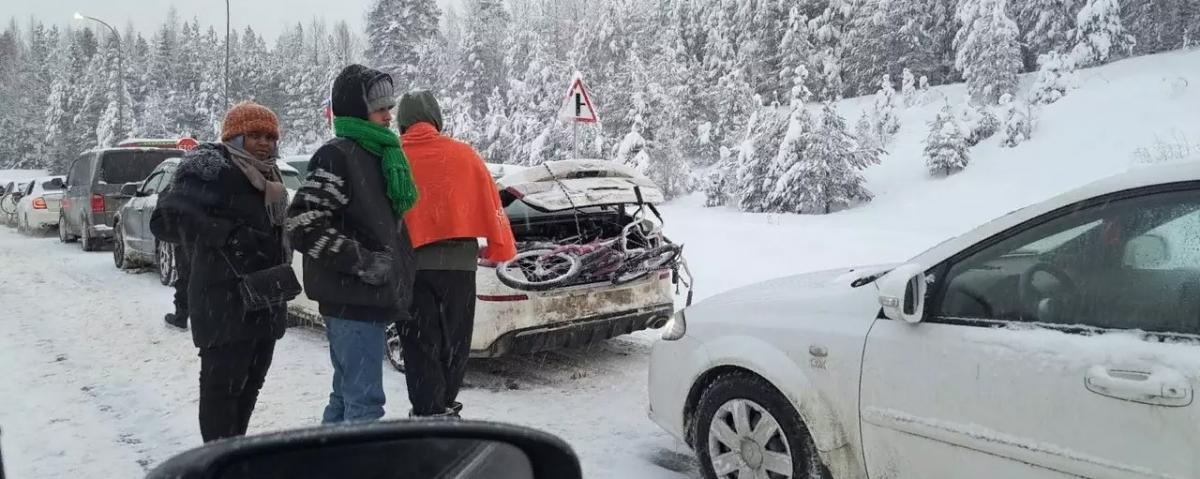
[58,215,77,243]
[694,373,829,479]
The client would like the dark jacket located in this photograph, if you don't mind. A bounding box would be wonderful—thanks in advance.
[285,138,415,323]
[150,144,289,348]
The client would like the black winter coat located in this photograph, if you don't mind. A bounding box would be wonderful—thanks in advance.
[285,138,415,323]
[150,144,289,348]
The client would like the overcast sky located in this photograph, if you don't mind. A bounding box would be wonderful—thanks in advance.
[2,0,460,42]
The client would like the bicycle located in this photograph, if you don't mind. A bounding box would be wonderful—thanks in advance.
[496,188,684,292]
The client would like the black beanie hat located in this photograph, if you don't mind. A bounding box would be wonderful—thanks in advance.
[330,64,395,120]
[397,91,445,134]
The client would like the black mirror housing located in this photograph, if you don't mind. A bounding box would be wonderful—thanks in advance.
[120,183,141,198]
[146,420,582,479]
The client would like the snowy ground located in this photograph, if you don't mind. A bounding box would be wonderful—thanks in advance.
[0,228,697,479]
[1,48,1197,478]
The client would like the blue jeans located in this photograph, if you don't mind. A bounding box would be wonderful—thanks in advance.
[322,317,387,424]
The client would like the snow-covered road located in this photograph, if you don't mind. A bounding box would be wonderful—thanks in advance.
[0,228,696,479]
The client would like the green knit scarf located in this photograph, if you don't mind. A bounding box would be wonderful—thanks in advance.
[333,116,419,216]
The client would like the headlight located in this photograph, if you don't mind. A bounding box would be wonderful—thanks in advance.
[661,310,687,341]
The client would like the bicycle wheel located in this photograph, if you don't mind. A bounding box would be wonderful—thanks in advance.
[612,245,682,285]
[496,249,583,291]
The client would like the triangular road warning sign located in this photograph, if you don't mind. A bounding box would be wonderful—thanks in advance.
[557,72,599,123]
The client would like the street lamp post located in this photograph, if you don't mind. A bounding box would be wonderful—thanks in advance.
[74,12,124,138]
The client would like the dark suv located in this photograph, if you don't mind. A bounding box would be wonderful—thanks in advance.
[59,147,183,251]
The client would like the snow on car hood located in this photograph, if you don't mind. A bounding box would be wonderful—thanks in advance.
[691,263,899,318]
[497,159,665,212]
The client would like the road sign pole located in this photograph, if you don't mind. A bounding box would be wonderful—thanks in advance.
[572,121,579,159]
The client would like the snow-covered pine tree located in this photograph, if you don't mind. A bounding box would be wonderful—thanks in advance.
[364,0,442,91]
[777,5,814,105]
[771,102,880,214]
[925,103,971,176]
[43,35,78,172]
[901,68,917,106]
[1070,0,1134,67]
[955,0,1022,103]
[956,96,998,146]
[1029,51,1078,104]
[871,74,901,145]
[855,110,876,149]
[95,39,134,148]
[736,99,786,213]
[1012,0,1082,70]
[456,0,511,116]
[72,34,114,149]
[999,93,1033,147]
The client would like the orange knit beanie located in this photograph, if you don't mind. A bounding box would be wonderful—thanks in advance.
[221,101,280,142]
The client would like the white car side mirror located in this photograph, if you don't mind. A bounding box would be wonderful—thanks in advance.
[877,263,927,324]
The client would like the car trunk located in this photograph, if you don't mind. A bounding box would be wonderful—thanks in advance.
[496,159,670,289]
[42,191,64,213]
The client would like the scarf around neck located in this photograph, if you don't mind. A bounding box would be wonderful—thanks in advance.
[333,116,419,217]
[223,140,288,226]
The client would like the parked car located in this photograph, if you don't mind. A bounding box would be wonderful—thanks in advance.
[14,176,66,234]
[648,162,1200,479]
[290,160,680,371]
[115,158,302,285]
[59,147,183,251]
[1,180,32,227]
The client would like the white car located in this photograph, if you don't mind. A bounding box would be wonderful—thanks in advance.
[290,160,680,370]
[14,176,66,233]
[648,162,1200,479]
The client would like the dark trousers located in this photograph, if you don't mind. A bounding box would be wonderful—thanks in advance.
[199,339,275,442]
[173,241,191,320]
[399,270,476,416]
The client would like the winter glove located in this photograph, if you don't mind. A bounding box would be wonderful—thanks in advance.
[356,251,394,286]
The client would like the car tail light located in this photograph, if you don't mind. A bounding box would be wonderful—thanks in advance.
[659,270,671,279]
[477,294,529,302]
[90,194,105,213]
[32,197,47,209]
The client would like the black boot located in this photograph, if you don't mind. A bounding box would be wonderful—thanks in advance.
[164,313,188,331]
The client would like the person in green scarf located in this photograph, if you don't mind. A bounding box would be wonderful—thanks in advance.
[286,64,419,424]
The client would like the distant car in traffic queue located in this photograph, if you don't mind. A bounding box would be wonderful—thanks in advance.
[14,176,66,234]
[59,140,187,251]
[113,157,302,286]
[2,180,33,227]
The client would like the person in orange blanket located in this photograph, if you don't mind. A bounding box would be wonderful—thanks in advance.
[396,90,517,418]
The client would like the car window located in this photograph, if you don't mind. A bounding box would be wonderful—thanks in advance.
[69,154,91,187]
[141,172,165,195]
[99,150,180,184]
[935,187,1200,337]
[41,179,64,192]
[281,170,302,191]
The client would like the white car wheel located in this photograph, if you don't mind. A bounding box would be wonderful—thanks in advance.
[695,373,827,479]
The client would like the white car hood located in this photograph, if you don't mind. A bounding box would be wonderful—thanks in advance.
[689,263,899,322]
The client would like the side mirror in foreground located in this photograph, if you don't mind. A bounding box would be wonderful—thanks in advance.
[877,263,927,324]
[146,420,582,479]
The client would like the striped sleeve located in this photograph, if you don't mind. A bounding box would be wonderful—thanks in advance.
[284,146,366,275]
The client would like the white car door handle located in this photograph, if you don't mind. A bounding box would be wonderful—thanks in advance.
[1085,365,1193,407]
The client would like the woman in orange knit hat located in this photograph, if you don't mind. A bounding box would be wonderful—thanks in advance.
[151,101,296,442]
